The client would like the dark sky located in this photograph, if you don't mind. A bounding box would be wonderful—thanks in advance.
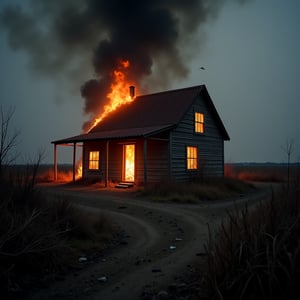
[0,0,299,164]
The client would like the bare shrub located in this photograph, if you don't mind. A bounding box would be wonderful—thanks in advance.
[0,106,20,182]
[0,190,72,296]
[0,161,114,297]
[204,182,300,299]
[0,106,114,295]
[48,197,114,243]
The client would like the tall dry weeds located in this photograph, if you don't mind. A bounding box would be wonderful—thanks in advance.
[204,180,300,299]
[0,165,114,298]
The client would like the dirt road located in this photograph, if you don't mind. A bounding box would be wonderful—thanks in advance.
[30,183,270,300]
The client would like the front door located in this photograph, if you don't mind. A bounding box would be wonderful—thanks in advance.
[123,144,135,182]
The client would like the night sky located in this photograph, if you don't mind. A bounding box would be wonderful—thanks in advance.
[0,0,299,164]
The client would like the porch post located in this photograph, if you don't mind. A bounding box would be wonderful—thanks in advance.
[168,131,172,181]
[143,138,148,187]
[105,140,109,187]
[54,143,57,181]
[72,142,76,182]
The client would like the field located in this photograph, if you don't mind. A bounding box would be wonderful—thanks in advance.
[35,162,300,184]
[0,162,299,299]
[0,164,116,299]
[204,173,300,299]
[225,162,300,182]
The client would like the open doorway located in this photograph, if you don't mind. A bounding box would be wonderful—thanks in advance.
[123,144,135,182]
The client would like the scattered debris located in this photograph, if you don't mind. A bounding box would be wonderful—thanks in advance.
[97,276,108,283]
[157,290,169,299]
[178,282,187,289]
[78,256,88,263]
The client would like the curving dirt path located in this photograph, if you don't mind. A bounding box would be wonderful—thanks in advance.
[30,183,271,300]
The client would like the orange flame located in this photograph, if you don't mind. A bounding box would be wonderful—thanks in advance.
[124,144,135,182]
[76,160,82,179]
[76,60,136,179]
[88,60,135,132]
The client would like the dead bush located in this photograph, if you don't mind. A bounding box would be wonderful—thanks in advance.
[0,167,114,297]
[204,181,300,299]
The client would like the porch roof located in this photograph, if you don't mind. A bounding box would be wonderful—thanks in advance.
[52,124,174,144]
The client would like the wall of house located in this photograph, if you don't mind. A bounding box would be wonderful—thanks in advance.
[83,137,169,185]
[82,93,226,185]
[82,141,106,182]
[107,140,123,182]
[83,140,125,183]
[145,138,169,184]
[170,94,225,181]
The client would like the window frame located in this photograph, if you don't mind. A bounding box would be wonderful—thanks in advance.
[194,111,205,134]
[186,145,198,170]
[88,150,100,170]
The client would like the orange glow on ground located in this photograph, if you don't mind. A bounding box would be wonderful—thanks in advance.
[38,168,73,182]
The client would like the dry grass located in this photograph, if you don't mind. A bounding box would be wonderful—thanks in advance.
[204,180,300,299]
[141,177,255,203]
[0,167,114,298]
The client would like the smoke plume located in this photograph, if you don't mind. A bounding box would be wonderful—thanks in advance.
[0,0,249,130]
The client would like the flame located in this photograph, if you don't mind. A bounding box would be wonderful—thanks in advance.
[76,160,82,179]
[76,59,136,179]
[124,144,135,182]
[88,60,135,132]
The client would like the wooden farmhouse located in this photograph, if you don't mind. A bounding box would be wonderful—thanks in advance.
[52,85,230,186]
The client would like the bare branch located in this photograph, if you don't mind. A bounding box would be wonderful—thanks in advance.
[281,138,294,189]
[0,207,71,258]
[0,106,20,180]
[281,138,294,160]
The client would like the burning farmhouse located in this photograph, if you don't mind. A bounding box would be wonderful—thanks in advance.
[52,85,229,187]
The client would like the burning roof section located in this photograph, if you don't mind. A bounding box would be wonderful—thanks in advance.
[52,85,229,144]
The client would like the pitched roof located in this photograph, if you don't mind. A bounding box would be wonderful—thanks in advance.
[52,84,229,144]
[90,85,203,132]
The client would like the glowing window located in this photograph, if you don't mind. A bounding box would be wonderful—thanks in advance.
[187,146,198,170]
[195,112,204,133]
[89,151,100,170]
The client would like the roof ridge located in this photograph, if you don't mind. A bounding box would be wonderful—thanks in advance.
[137,84,204,98]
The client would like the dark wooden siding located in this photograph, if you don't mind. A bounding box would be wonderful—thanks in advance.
[82,94,225,184]
[83,141,106,182]
[84,140,130,183]
[83,137,169,184]
[145,138,169,183]
[170,94,224,181]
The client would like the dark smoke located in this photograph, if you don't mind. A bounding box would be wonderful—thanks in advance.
[0,0,250,130]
